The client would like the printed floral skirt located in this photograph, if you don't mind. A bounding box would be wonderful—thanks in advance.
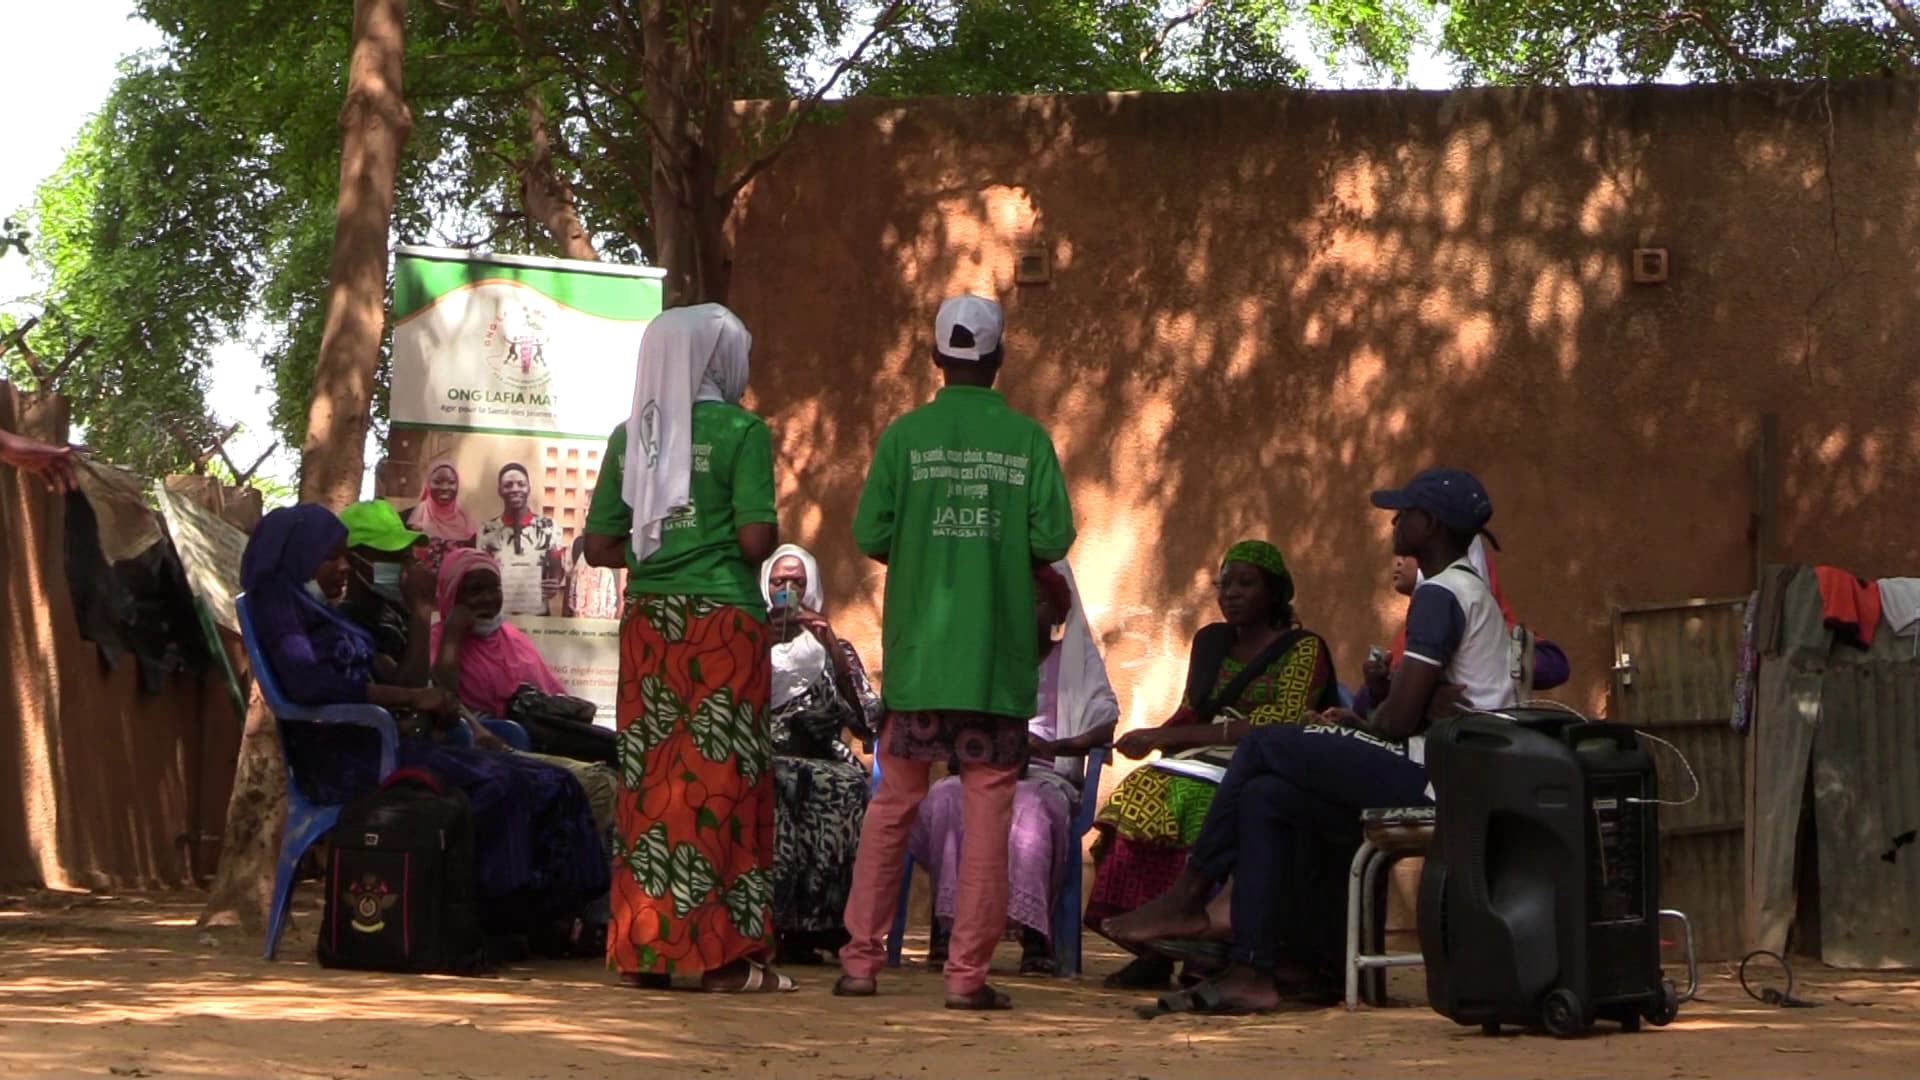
[607,594,775,976]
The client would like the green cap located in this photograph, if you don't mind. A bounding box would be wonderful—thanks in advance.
[339,500,425,553]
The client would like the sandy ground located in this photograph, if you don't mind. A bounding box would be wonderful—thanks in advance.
[3,890,1918,1080]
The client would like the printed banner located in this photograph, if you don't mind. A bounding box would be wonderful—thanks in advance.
[385,246,665,718]
[390,246,664,438]
[153,480,250,636]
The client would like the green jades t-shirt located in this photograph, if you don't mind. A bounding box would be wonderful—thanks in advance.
[852,385,1076,718]
[585,402,776,618]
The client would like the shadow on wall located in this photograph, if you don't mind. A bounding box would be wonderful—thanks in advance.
[0,384,243,889]
[727,80,1920,760]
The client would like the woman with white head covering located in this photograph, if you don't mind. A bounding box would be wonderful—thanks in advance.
[582,304,789,993]
[907,561,1120,976]
[759,544,883,964]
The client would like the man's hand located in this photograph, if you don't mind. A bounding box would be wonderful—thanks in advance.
[1114,728,1161,761]
[0,431,77,493]
[1314,707,1365,730]
[402,558,438,615]
[1027,732,1057,758]
[1362,653,1391,702]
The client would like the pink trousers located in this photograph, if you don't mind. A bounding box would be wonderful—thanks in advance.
[840,744,1019,995]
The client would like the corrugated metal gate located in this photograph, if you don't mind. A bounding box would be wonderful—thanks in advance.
[1611,597,1749,961]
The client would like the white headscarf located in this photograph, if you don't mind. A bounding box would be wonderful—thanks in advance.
[621,304,753,563]
[763,544,831,709]
[759,543,824,613]
[1047,561,1119,782]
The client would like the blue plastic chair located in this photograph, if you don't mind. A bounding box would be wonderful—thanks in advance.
[1338,682,1355,709]
[882,746,1109,977]
[447,716,532,751]
[236,593,400,960]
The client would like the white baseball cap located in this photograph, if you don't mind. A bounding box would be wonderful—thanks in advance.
[933,294,1004,362]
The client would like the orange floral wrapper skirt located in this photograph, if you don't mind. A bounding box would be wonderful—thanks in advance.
[607,594,775,976]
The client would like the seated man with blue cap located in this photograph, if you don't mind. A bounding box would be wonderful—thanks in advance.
[1105,467,1519,1016]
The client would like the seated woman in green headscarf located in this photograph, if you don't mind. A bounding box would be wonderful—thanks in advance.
[1084,540,1340,989]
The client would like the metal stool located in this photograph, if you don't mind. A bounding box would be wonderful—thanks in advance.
[1345,805,1435,1009]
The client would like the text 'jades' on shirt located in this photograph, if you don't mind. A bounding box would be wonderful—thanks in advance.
[1400,557,1520,764]
[584,403,777,619]
[852,386,1075,719]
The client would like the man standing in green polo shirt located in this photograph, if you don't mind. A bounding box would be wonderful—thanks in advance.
[837,294,1076,1011]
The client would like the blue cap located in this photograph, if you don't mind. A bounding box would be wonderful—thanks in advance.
[1370,468,1496,544]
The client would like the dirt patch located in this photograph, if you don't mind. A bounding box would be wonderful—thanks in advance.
[2,892,1916,1079]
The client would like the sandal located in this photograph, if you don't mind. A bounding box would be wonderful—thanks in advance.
[1102,953,1175,990]
[702,960,797,994]
[833,975,877,997]
[1147,938,1229,968]
[945,984,1013,1011]
[1134,980,1273,1020]
[1019,953,1057,977]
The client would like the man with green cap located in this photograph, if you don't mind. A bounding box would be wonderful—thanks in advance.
[337,499,438,687]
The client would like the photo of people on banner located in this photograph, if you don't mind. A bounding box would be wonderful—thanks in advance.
[385,440,624,622]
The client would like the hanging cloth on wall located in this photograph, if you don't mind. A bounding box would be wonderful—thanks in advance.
[1813,566,1881,650]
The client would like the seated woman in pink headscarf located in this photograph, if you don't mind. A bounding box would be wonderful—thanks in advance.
[432,547,618,846]
[431,547,566,717]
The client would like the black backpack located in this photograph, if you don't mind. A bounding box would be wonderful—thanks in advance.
[317,767,484,975]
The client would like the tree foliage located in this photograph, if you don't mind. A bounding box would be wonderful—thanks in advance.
[20,0,1915,474]
[1437,0,1920,85]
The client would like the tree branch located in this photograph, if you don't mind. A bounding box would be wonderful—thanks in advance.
[235,442,280,486]
[1883,0,1920,46]
[1142,0,1214,65]
[0,316,41,368]
[722,0,910,202]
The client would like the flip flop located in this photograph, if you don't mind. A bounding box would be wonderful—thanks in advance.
[832,975,877,997]
[945,984,1013,1011]
[1133,979,1273,1020]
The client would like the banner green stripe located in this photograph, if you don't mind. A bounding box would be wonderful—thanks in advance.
[393,255,663,322]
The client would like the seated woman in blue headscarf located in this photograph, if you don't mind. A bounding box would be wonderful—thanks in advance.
[242,503,609,943]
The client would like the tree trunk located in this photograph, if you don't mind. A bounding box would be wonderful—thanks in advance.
[519,96,600,262]
[193,694,286,934]
[299,0,412,509]
[640,0,734,306]
[201,0,410,938]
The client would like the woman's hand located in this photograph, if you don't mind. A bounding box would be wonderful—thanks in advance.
[443,602,476,640]
[410,686,461,718]
[1114,728,1162,761]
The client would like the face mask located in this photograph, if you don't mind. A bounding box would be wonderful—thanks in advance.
[472,615,505,637]
[367,561,404,601]
[770,586,798,612]
[305,581,334,605]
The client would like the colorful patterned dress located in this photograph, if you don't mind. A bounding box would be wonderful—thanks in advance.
[1084,632,1337,928]
[607,593,776,976]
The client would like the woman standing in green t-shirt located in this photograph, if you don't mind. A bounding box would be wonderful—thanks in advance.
[583,303,789,993]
